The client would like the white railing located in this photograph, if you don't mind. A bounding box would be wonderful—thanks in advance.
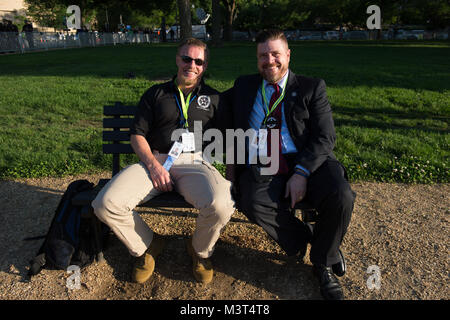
[0,31,158,54]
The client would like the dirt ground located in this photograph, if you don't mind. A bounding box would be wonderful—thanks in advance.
[0,172,448,302]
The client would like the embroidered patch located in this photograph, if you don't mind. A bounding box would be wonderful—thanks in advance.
[197,95,211,110]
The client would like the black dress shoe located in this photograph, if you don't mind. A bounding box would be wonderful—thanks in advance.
[313,265,344,300]
[332,249,346,277]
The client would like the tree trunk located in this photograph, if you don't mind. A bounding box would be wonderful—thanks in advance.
[161,16,167,42]
[177,0,192,40]
[211,0,222,46]
[222,0,236,41]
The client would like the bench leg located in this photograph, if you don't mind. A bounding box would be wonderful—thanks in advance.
[301,209,318,223]
[89,208,106,264]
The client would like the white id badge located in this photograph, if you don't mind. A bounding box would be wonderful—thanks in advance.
[168,141,184,159]
[248,144,258,164]
[258,129,268,157]
[181,132,195,152]
[250,129,259,148]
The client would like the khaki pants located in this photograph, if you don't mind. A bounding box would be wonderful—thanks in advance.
[92,153,235,258]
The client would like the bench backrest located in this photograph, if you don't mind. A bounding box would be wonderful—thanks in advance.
[102,101,194,208]
[102,102,314,213]
[103,102,136,176]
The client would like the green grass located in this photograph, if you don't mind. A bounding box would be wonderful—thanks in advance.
[0,41,449,183]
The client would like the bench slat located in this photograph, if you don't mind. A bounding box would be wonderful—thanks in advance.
[104,105,138,116]
[140,192,194,208]
[103,131,130,141]
[103,144,134,154]
[96,102,317,218]
[72,188,193,208]
[103,118,134,128]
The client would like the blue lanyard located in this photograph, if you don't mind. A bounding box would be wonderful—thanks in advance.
[174,94,196,128]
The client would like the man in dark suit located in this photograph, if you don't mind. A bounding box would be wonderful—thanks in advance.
[223,29,356,300]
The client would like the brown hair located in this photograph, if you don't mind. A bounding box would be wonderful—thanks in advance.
[255,29,288,46]
[177,37,209,62]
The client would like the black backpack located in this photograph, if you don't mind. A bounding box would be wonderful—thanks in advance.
[27,179,105,276]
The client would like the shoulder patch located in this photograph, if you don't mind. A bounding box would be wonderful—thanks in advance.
[197,95,211,110]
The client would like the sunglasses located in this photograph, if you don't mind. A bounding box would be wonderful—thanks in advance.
[180,55,205,66]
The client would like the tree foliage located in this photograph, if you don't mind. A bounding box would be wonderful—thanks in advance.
[232,0,449,31]
[23,0,68,29]
[23,0,449,34]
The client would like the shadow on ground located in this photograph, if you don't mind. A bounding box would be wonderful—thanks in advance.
[1,176,448,300]
[0,177,321,300]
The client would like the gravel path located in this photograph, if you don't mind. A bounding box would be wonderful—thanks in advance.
[0,173,448,300]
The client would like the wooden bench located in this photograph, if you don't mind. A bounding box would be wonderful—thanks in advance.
[72,101,318,262]
[72,102,193,209]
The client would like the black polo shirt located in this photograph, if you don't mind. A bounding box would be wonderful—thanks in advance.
[131,77,220,153]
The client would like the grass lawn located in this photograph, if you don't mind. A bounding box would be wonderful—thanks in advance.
[0,41,448,183]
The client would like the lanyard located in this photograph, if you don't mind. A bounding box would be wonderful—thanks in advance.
[174,87,196,128]
[261,80,286,125]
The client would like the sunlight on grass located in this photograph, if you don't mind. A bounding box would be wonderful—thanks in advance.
[0,42,448,182]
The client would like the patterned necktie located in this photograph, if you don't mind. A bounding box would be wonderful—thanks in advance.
[266,84,289,175]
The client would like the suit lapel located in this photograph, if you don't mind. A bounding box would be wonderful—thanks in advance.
[283,70,300,118]
[239,75,261,130]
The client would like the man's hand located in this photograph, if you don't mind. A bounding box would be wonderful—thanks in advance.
[147,160,173,192]
[130,134,173,192]
[285,173,307,209]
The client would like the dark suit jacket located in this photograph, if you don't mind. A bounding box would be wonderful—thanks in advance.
[221,70,337,176]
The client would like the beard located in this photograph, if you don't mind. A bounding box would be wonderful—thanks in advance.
[178,69,201,88]
[259,63,288,84]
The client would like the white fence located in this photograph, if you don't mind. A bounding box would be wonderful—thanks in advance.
[0,31,157,54]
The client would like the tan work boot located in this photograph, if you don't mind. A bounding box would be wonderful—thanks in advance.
[186,239,213,284]
[132,233,166,283]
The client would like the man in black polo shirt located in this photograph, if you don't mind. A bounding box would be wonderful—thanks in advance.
[92,38,235,285]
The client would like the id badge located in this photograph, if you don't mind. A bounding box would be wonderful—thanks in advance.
[181,132,195,152]
[168,141,184,158]
[163,141,184,171]
[250,129,267,148]
[248,130,259,164]
[258,129,268,157]
[248,129,268,163]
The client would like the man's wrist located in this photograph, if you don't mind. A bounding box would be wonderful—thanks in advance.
[294,164,310,178]
[144,156,162,172]
[294,169,309,178]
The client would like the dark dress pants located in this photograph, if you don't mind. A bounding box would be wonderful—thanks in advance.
[238,159,355,266]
